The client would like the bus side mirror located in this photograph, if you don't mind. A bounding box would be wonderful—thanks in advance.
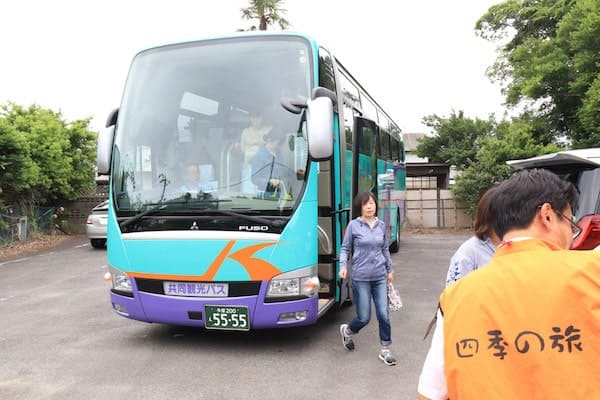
[97,125,115,175]
[97,126,115,175]
[306,96,333,161]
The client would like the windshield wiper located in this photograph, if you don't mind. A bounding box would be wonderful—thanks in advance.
[180,208,286,228]
[210,210,287,228]
[119,195,288,230]
[119,203,169,230]
[178,208,285,228]
[119,195,200,230]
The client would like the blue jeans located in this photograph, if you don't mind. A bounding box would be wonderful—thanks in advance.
[348,278,391,346]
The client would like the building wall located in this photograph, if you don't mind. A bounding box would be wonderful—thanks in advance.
[406,189,472,229]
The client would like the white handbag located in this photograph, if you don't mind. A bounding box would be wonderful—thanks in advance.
[388,282,403,311]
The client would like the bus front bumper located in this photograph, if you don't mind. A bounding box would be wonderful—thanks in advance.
[109,290,320,329]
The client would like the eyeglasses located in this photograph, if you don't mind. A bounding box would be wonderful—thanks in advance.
[554,210,584,240]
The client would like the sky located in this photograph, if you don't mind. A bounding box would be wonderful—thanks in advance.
[0,0,508,135]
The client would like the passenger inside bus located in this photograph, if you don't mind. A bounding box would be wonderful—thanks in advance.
[179,163,217,193]
[240,110,272,193]
[251,130,296,198]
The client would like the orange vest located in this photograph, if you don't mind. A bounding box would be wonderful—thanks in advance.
[440,239,600,400]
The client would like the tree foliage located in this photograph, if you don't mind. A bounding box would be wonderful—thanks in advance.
[476,0,600,148]
[241,0,289,31]
[0,119,37,199]
[416,111,561,213]
[454,119,561,212]
[415,111,495,169]
[0,103,97,207]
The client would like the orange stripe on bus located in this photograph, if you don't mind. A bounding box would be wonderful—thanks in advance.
[227,242,281,280]
[197,240,236,280]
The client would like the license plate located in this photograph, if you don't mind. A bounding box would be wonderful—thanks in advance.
[205,305,249,331]
[163,282,228,297]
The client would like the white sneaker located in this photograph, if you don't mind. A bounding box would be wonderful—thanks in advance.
[378,348,397,366]
[339,324,355,351]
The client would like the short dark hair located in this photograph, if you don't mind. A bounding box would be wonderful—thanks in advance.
[353,191,377,217]
[473,186,497,240]
[490,169,578,239]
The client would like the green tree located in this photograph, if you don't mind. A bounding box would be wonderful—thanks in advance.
[415,111,495,169]
[0,103,97,206]
[241,0,290,31]
[416,111,561,213]
[454,119,561,213]
[476,0,600,148]
[0,119,38,205]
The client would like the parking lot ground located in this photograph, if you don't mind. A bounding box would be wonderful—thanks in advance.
[0,231,470,400]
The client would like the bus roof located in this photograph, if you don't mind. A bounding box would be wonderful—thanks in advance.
[138,31,317,54]
[507,148,600,170]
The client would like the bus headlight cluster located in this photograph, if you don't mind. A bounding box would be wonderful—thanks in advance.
[266,268,319,299]
[109,265,132,294]
[268,278,299,297]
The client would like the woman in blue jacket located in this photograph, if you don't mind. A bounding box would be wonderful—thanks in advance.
[338,191,396,366]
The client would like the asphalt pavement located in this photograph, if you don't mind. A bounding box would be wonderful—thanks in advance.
[0,231,469,400]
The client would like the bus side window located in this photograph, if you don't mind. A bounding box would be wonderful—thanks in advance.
[391,138,400,163]
[379,130,391,161]
[318,47,337,92]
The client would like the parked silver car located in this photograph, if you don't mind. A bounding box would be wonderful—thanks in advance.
[86,200,108,248]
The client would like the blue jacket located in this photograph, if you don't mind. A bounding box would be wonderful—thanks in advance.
[250,146,293,193]
[340,217,393,281]
[445,235,495,286]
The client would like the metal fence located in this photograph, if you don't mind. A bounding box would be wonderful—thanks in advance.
[0,206,60,247]
[0,185,109,247]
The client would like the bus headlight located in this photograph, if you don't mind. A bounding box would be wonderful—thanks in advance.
[109,265,132,294]
[268,278,300,297]
[266,267,319,299]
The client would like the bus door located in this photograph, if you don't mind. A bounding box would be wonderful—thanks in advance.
[332,116,378,305]
[353,117,378,200]
[317,110,358,312]
[333,103,355,307]
[317,155,341,315]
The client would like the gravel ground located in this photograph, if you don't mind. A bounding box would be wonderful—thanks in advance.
[0,234,81,262]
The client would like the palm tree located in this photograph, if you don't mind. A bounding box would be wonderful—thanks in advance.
[240,0,290,31]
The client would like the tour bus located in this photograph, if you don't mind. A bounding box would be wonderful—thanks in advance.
[97,32,406,330]
[507,148,600,250]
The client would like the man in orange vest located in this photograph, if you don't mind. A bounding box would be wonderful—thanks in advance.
[417,168,600,400]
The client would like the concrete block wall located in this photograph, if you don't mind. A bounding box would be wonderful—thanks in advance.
[406,189,472,229]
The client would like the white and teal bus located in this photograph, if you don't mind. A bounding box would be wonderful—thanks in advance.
[97,32,406,330]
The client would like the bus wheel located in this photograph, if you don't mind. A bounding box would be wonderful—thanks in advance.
[389,213,400,253]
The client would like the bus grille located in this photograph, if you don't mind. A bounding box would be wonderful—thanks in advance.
[135,278,262,297]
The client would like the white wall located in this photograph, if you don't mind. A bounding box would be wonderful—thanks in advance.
[406,189,472,229]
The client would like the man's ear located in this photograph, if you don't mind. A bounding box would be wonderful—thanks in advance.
[539,202,554,224]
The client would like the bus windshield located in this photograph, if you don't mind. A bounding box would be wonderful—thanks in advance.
[112,37,312,219]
